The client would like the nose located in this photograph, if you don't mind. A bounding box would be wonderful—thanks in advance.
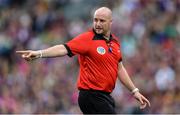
[96,20,101,26]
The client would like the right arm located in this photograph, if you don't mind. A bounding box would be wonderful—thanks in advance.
[38,44,68,58]
[16,44,68,61]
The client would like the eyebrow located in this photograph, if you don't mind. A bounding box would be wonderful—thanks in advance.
[94,17,106,21]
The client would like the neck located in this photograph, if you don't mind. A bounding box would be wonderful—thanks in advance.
[103,36,109,41]
[103,31,111,41]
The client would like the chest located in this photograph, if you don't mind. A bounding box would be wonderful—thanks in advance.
[88,40,121,62]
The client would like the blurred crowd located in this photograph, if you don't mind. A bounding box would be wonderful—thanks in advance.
[0,0,179,114]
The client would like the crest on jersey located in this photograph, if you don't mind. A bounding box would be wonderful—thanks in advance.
[97,46,106,55]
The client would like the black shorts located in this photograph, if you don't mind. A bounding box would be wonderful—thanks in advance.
[78,89,116,114]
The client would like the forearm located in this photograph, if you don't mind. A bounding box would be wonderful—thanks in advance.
[39,44,68,58]
[118,62,137,92]
[117,62,150,108]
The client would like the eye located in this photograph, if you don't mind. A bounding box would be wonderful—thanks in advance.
[100,19,105,23]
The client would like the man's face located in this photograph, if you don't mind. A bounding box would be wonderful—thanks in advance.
[93,12,112,35]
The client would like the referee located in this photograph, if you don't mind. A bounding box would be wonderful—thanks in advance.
[16,7,150,114]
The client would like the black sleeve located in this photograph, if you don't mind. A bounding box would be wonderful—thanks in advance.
[63,44,74,57]
[119,58,122,62]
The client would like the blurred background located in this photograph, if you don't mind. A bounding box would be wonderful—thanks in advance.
[0,0,180,114]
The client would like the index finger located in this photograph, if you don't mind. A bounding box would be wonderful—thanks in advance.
[146,99,151,107]
[16,51,30,54]
[143,97,151,107]
[139,97,144,105]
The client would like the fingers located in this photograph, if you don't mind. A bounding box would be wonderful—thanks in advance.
[139,95,151,109]
[16,50,30,54]
[138,97,147,109]
[138,96,144,105]
[26,52,32,58]
[143,97,151,107]
[140,102,147,109]
[141,95,151,107]
[16,50,31,58]
[134,92,151,109]
[16,50,34,61]
[20,52,31,58]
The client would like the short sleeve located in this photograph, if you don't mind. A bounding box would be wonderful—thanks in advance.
[118,46,123,62]
[112,35,123,62]
[119,57,122,62]
[65,33,89,57]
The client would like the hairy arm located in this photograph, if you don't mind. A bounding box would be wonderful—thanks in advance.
[40,44,68,58]
[117,62,150,109]
[118,62,136,91]
[16,44,68,61]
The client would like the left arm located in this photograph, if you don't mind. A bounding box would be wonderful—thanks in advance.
[118,62,151,109]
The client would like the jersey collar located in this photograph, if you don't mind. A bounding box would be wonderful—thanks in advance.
[92,29,113,42]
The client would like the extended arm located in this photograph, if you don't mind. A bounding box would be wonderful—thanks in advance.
[118,62,150,109]
[16,44,68,61]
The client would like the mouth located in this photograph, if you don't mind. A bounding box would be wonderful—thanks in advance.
[95,28,102,31]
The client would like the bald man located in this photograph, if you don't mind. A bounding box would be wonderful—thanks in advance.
[16,7,150,114]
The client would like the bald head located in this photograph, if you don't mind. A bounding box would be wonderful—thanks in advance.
[94,7,112,20]
[93,7,112,37]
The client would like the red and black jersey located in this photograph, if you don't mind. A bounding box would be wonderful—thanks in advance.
[64,29,122,93]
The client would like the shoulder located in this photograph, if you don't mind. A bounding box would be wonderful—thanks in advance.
[111,34,119,41]
[111,34,121,45]
[76,30,95,40]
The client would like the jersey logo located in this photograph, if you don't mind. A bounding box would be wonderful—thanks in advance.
[97,46,106,55]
